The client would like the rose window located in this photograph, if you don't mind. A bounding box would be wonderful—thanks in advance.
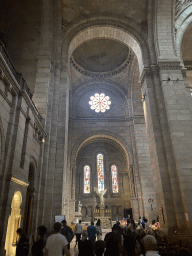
[89,93,111,113]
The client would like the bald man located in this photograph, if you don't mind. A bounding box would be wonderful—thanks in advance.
[142,235,160,256]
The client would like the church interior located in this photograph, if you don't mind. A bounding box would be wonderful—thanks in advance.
[1,0,192,254]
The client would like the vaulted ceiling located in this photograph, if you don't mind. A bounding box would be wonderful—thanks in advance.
[60,0,147,24]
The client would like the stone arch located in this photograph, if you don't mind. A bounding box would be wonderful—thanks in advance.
[71,131,133,169]
[68,25,144,75]
[61,17,151,75]
[71,79,130,119]
[5,191,22,256]
[175,5,192,64]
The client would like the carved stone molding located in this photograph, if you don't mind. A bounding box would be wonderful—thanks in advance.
[181,68,187,78]
[70,50,133,78]
[157,61,182,71]
[33,120,46,142]
[11,176,29,187]
[139,68,153,86]
[175,0,192,17]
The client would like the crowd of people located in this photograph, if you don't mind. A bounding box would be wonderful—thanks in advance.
[15,217,190,256]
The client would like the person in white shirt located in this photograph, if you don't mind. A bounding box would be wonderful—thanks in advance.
[74,220,83,248]
[44,222,70,256]
[143,235,160,256]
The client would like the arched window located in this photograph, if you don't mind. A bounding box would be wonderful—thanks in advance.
[84,165,90,193]
[111,165,118,193]
[97,154,104,192]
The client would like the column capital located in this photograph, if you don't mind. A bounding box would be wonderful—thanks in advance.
[157,60,182,71]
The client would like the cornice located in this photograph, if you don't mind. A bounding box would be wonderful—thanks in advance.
[11,176,29,187]
[157,61,182,71]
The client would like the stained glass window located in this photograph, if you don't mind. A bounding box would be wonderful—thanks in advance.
[111,165,118,193]
[97,154,104,192]
[84,165,90,193]
[89,93,111,113]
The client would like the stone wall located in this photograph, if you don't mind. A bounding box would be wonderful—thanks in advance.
[0,43,46,254]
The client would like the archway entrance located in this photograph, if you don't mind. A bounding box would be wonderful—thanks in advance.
[23,163,35,235]
[75,137,133,222]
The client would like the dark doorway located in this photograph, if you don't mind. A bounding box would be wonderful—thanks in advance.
[23,163,35,235]
[124,208,132,219]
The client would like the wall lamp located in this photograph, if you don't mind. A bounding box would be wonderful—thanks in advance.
[142,92,147,101]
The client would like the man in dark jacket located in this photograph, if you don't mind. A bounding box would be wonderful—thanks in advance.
[60,220,74,249]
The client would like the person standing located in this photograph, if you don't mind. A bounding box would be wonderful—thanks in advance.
[32,226,47,256]
[144,219,150,234]
[87,221,98,243]
[16,228,29,256]
[60,220,74,249]
[74,220,83,248]
[142,217,146,229]
[104,224,124,256]
[96,219,102,240]
[81,224,88,241]
[138,217,142,226]
[143,235,160,256]
[44,222,70,256]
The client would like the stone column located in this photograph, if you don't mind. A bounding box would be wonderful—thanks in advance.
[71,166,76,200]
[131,116,157,223]
[33,0,53,123]
[157,61,192,234]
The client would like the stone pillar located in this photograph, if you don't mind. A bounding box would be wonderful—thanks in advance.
[71,166,76,200]
[157,61,192,235]
[33,0,53,122]
[131,116,157,223]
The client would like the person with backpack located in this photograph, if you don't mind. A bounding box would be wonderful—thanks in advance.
[16,228,29,256]
[60,220,74,249]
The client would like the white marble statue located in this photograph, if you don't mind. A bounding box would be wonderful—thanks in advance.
[78,201,82,213]
[94,187,107,207]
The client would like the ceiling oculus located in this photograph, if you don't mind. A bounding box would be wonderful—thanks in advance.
[89,93,111,113]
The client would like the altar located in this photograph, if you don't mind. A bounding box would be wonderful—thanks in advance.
[93,207,112,229]
[93,188,112,229]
